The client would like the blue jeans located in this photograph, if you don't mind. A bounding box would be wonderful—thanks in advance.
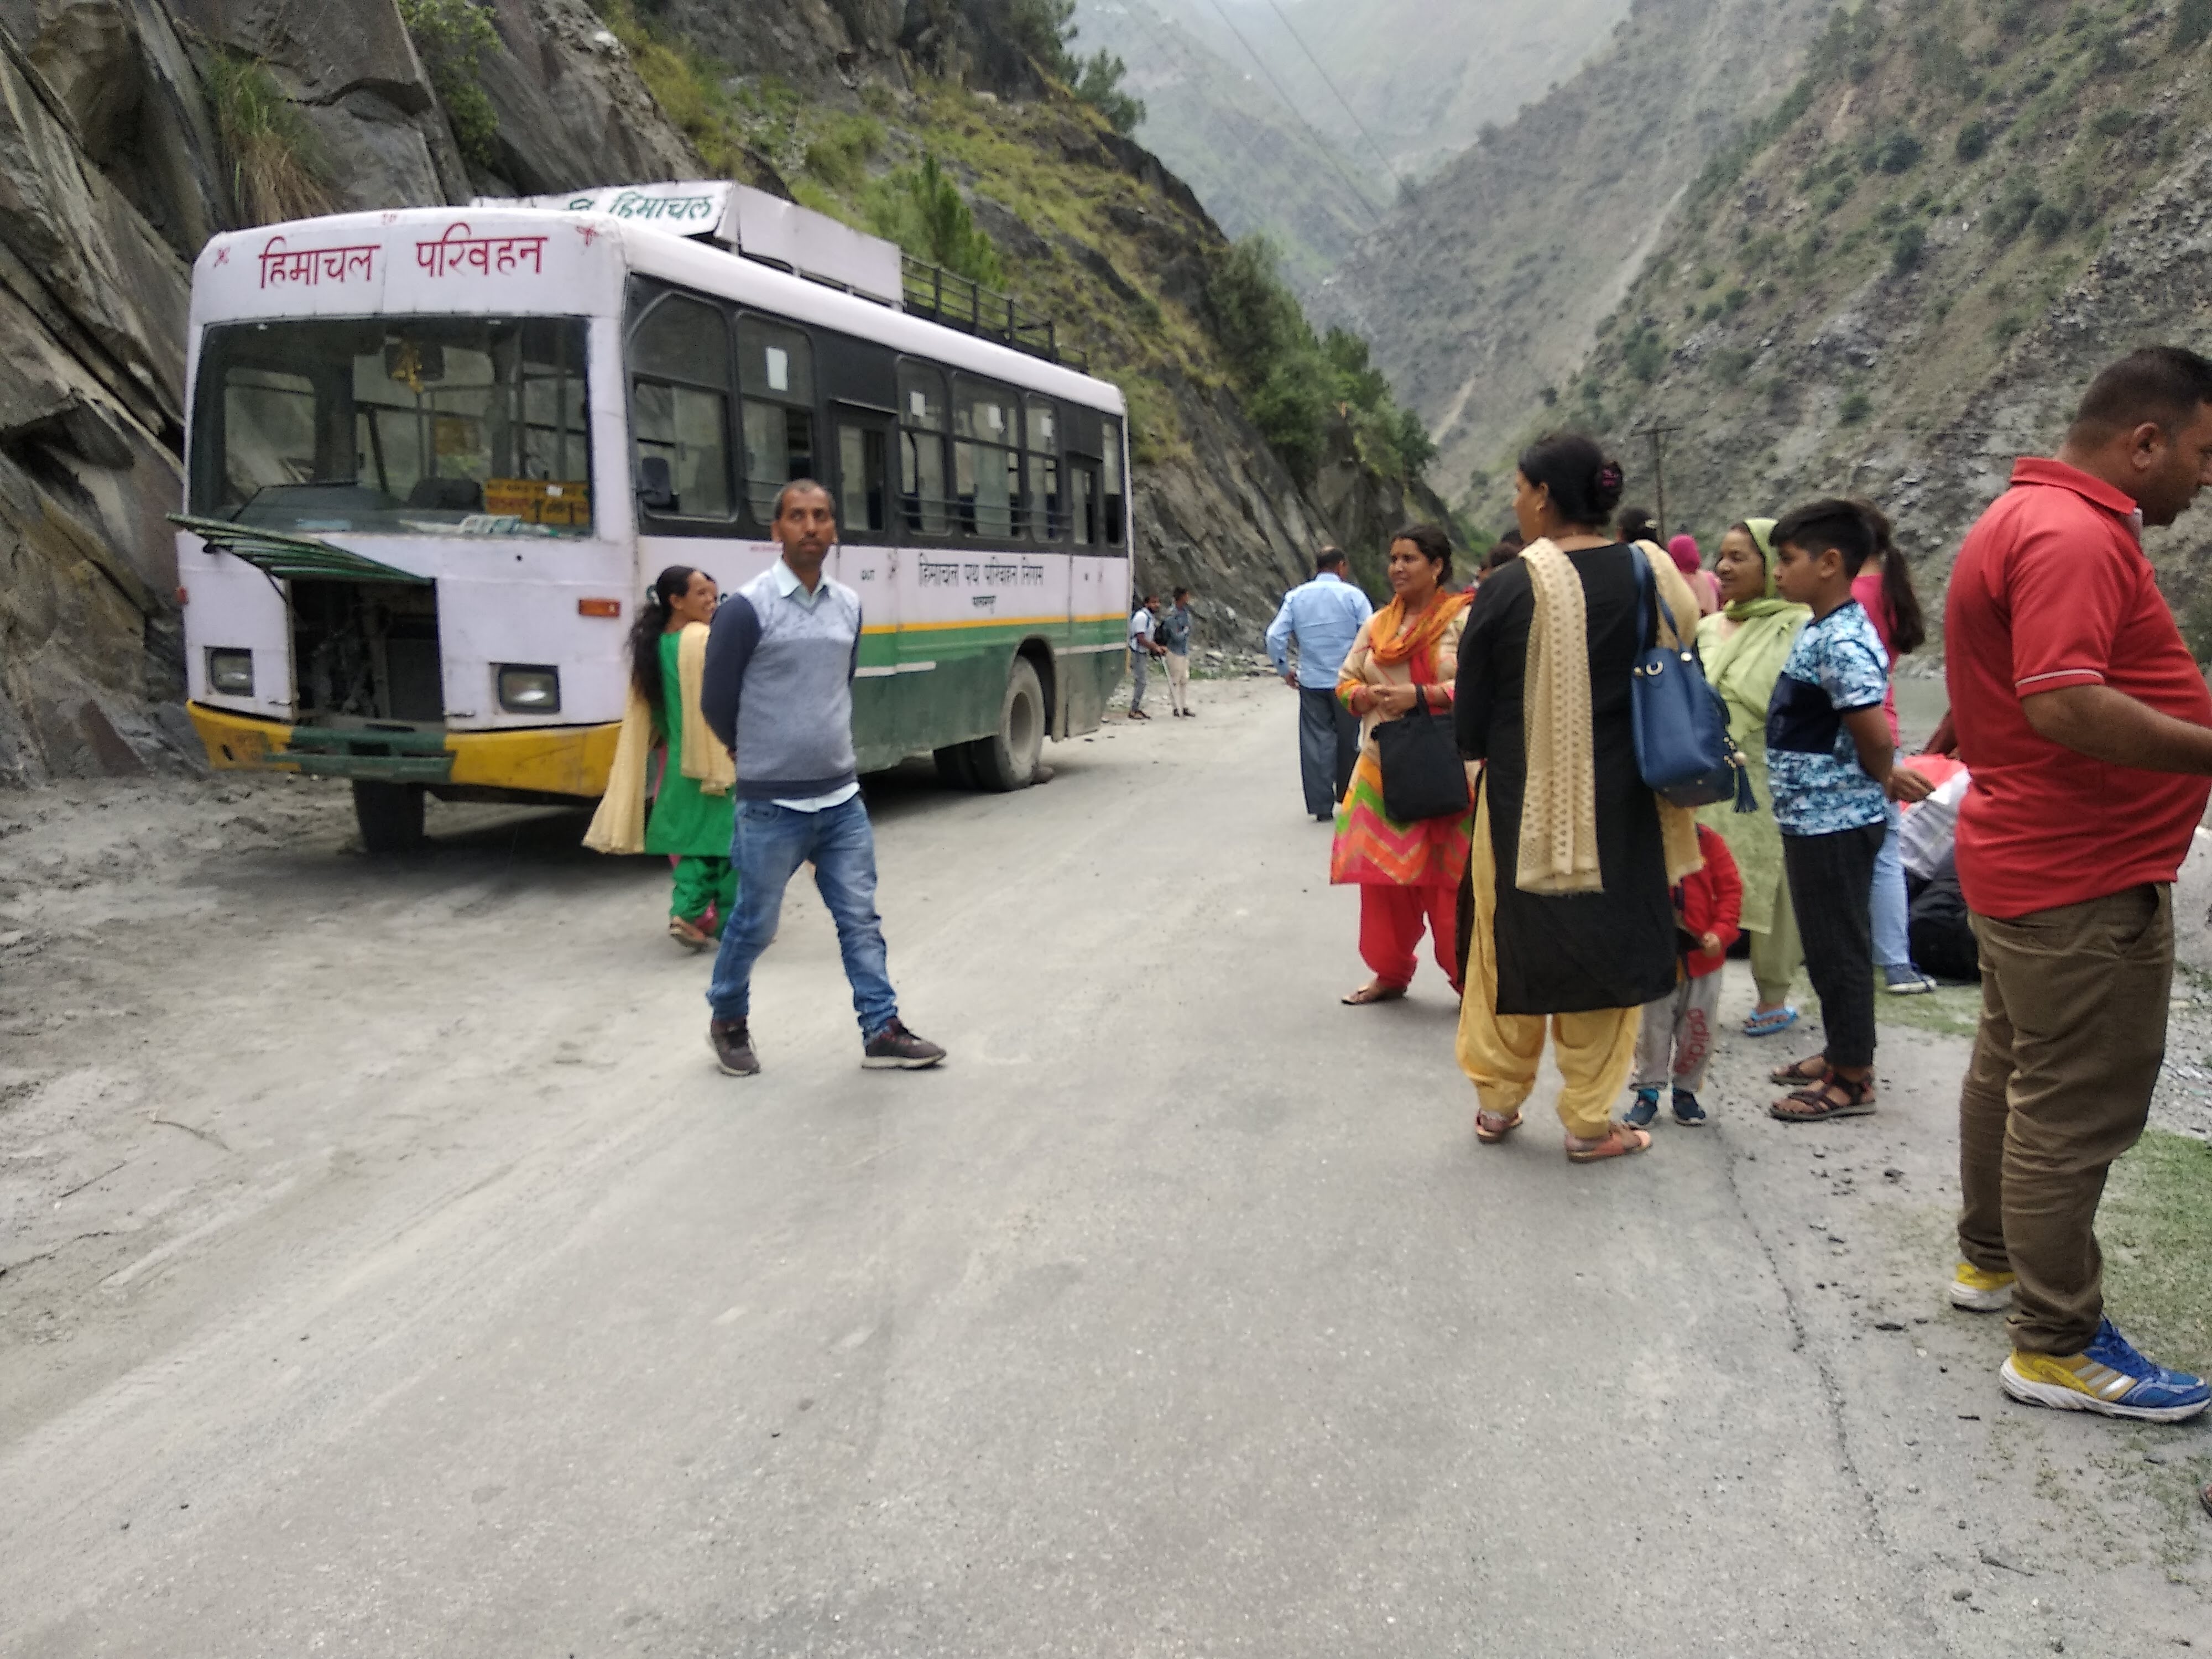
[706,795,899,1039]
[1871,797,1914,972]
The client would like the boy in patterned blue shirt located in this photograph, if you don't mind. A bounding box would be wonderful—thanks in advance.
[1762,499,1934,1123]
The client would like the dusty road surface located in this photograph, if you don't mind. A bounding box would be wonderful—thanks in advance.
[3,680,2208,1657]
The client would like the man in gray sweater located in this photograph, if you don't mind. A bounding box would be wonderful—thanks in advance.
[698,480,946,1076]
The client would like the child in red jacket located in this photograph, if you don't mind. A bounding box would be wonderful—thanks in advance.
[1627,822,1744,1128]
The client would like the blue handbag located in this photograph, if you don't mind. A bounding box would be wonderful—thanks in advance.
[1630,550,1756,812]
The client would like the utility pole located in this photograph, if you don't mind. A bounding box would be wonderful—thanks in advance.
[1631,421,1684,542]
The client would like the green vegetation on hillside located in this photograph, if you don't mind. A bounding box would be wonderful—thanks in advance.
[1470,0,2212,577]
[1208,237,1436,486]
[397,0,502,169]
[205,54,332,225]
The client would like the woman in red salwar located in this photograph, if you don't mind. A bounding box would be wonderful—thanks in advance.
[1333,524,1475,1005]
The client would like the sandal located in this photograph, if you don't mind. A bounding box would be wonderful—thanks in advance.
[1768,1054,1830,1086]
[1474,1109,1523,1144]
[1743,1005,1798,1037]
[668,914,714,952]
[1341,980,1408,1006]
[1770,1072,1878,1122]
[1566,1124,1652,1163]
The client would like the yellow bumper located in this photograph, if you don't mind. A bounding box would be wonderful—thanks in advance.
[186,704,619,799]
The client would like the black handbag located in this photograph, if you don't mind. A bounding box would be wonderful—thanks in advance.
[1630,551,1755,812]
[1375,696,1471,822]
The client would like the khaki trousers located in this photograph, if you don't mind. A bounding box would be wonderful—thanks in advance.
[1166,651,1191,713]
[1958,884,2171,1355]
[1455,785,1641,1139]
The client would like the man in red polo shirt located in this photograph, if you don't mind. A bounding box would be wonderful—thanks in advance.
[1945,346,2212,1422]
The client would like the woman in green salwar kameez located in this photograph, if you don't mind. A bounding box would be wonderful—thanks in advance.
[585,566,738,949]
[1695,519,1811,1034]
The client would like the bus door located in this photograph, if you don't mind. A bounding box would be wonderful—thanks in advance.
[831,399,903,762]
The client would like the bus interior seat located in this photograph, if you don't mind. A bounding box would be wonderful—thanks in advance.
[406,477,484,512]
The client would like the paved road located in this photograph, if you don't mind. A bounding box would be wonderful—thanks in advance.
[1,681,2205,1656]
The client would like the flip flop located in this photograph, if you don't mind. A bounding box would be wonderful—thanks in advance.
[1743,1005,1798,1037]
[1567,1124,1652,1163]
[1474,1109,1523,1144]
[1341,982,1408,1006]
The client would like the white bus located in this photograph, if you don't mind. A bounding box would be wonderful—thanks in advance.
[179,182,1132,851]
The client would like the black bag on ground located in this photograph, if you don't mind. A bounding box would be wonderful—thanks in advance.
[1376,699,1471,822]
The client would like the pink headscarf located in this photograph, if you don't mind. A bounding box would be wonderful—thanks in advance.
[1667,534,1702,576]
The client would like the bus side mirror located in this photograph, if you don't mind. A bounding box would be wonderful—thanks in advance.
[637,456,676,514]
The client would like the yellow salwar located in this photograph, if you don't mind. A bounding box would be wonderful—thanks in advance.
[1455,776,1642,1138]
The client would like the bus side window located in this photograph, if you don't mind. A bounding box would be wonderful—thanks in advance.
[898,363,949,535]
[953,378,1020,541]
[1025,395,1060,544]
[1068,463,1098,547]
[737,317,815,528]
[837,421,888,539]
[1102,417,1126,551]
[630,295,733,520]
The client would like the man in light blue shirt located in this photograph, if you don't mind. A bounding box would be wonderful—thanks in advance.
[1264,546,1374,820]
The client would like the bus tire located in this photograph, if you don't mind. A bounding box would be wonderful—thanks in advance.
[933,744,978,789]
[972,656,1045,792]
[353,780,427,855]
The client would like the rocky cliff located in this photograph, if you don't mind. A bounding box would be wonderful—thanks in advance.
[1548,0,2212,646]
[0,0,1438,785]
[1314,0,1831,495]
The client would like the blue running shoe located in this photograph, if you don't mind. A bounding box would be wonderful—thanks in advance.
[2001,1317,2211,1422]
[1624,1087,1660,1129]
[1671,1088,1708,1126]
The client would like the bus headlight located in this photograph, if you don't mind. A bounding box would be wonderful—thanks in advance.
[497,665,561,714]
[206,649,255,696]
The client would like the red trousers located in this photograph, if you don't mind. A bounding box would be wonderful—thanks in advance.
[1359,883,1461,991]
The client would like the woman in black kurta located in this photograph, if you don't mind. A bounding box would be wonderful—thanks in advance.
[1452,434,1681,1162]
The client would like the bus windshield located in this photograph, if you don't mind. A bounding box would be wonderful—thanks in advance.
[192,316,593,537]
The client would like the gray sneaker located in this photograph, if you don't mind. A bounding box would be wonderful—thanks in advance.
[709,1019,759,1077]
[863,1019,946,1070]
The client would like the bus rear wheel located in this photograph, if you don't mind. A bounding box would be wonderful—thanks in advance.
[353,780,426,855]
[970,657,1045,792]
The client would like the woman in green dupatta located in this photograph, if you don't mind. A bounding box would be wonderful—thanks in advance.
[1696,519,1811,1035]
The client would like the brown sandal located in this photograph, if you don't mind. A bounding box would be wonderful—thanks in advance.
[1341,981,1408,1006]
[1567,1124,1652,1162]
[1769,1054,1830,1085]
[1770,1071,1877,1121]
[668,915,714,952]
[1474,1109,1524,1144]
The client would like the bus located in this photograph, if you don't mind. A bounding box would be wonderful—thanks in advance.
[178,181,1133,852]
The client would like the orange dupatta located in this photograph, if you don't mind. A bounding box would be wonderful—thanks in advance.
[1367,588,1471,677]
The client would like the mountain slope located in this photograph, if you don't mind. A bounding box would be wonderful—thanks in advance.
[1547,0,2212,643]
[1316,0,1832,495]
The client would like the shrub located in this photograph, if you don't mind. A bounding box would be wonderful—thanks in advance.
[1624,327,1666,383]
[2092,107,2139,138]
[398,0,501,170]
[1710,346,1754,387]
[1073,50,1144,133]
[2032,201,2071,242]
[1723,285,1750,312]
[1955,119,1990,161]
[205,54,332,225]
[1987,178,2042,242]
[804,114,883,191]
[1840,390,1872,424]
[1876,132,1924,173]
[866,155,1005,288]
[1991,312,2027,345]
[1891,221,1928,272]
[2180,0,2212,51]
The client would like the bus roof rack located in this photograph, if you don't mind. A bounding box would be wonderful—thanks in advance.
[900,256,1088,373]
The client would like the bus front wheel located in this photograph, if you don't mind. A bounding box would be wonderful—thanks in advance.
[970,657,1045,792]
[353,780,427,855]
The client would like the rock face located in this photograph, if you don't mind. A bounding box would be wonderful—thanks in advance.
[1316,0,1830,492]
[0,0,1439,784]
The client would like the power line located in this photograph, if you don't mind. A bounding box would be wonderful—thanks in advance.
[1193,0,1387,225]
[1253,0,1403,197]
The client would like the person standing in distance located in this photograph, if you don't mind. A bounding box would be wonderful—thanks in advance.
[1160,585,1197,716]
[1128,593,1165,719]
[698,479,946,1077]
[1266,546,1375,820]
[1947,346,2212,1422]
